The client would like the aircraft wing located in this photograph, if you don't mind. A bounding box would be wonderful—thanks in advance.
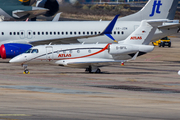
[29,14,120,46]
[55,58,125,68]
[13,9,49,19]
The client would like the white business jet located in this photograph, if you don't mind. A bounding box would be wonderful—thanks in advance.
[9,17,165,74]
[0,0,179,59]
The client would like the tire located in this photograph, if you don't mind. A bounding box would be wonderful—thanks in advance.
[168,42,171,47]
[162,42,165,47]
[159,43,161,47]
[24,69,29,74]
[96,69,101,73]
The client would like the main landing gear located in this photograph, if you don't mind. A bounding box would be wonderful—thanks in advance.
[85,66,101,73]
[22,64,30,74]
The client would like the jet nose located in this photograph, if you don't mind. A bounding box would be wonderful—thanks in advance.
[9,55,26,63]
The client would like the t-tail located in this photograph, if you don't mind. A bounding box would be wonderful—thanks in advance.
[122,20,166,45]
[118,0,178,21]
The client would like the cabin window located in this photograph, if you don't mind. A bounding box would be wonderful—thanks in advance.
[62,32,64,35]
[42,32,44,35]
[33,32,36,35]
[77,49,80,53]
[118,31,120,34]
[114,31,116,35]
[74,32,76,35]
[10,32,12,35]
[28,32,31,35]
[50,32,52,35]
[91,31,93,35]
[66,32,68,35]
[98,31,101,34]
[70,32,72,35]
[2,32,4,35]
[88,50,91,53]
[21,32,23,35]
[58,32,60,35]
[83,32,85,35]
[31,49,39,53]
[78,32,81,35]
[54,32,56,35]
[46,32,48,35]
[122,31,124,34]
[95,32,97,35]
[87,32,89,35]
[38,32,40,35]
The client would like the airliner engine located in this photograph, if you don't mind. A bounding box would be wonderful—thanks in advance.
[36,0,59,16]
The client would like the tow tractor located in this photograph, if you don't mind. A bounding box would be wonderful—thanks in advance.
[152,37,171,47]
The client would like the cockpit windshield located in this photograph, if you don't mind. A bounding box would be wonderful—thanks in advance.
[31,49,39,53]
[25,49,32,53]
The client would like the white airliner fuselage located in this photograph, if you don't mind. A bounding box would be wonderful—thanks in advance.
[0,21,178,45]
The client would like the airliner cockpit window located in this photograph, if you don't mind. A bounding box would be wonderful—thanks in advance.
[25,49,32,53]
[31,49,39,53]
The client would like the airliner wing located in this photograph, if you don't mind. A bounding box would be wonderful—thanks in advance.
[29,14,120,46]
[13,9,49,18]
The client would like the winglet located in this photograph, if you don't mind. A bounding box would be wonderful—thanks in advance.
[52,12,62,21]
[101,14,120,35]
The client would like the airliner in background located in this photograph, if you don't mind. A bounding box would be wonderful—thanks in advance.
[9,18,166,73]
[0,0,179,59]
[0,0,59,21]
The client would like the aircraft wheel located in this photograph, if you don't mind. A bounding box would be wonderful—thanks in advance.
[96,69,101,73]
[24,69,30,74]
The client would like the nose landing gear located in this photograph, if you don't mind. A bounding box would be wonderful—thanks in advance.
[22,64,30,74]
[85,66,101,73]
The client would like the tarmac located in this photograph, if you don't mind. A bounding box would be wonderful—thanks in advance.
[0,36,180,120]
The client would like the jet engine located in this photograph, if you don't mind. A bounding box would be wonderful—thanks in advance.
[0,43,32,59]
[36,0,59,16]
[108,44,154,55]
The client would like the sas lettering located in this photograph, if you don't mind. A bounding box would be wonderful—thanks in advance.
[130,36,142,40]
[58,54,71,57]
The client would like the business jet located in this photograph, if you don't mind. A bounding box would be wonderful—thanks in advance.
[0,0,180,59]
[9,18,166,74]
[0,0,59,21]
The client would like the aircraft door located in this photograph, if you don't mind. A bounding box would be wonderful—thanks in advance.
[19,30,25,39]
[27,30,32,39]
[46,46,53,62]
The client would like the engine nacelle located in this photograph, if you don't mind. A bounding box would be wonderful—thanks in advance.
[0,43,32,59]
[108,44,154,55]
[108,44,139,55]
[36,0,59,16]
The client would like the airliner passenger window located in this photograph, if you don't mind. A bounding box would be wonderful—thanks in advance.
[54,32,56,35]
[50,32,52,35]
[66,32,68,35]
[70,32,72,35]
[33,32,36,35]
[38,32,40,35]
[42,32,44,35]
[87,32,89,35]
[2,32,4,35]
[17,32,19,35]
[83,32,85,35]
[118,31,120,34]
[46,32,48,35]
[62,32,64,35]
[78,32,81,35]
[91,32,93,35]
[114,31,116,34]
[122,31,124,34]
[10,32,12,35]
[95,32,97,35]
[31,49,39,53]
[74,32,76,35]
[13,32,16,35]
[21,32,23,35]
[58,32,60,35]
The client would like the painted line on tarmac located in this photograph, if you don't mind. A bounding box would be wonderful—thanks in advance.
[0,114,31,116]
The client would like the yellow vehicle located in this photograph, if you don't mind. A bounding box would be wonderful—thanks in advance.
[152,37,171,47]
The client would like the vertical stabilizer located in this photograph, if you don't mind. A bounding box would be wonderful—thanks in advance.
[118,0,178,21]
[123,20,165,45]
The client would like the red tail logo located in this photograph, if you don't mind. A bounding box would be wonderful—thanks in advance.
[130,36,142,40]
